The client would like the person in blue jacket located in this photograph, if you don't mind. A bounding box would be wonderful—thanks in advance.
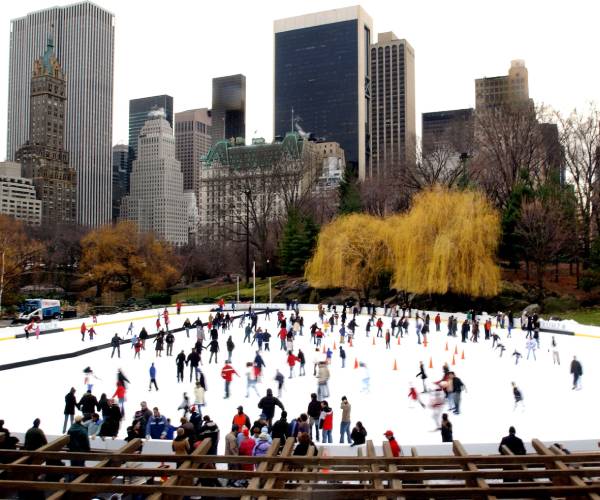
[145,407,168,439]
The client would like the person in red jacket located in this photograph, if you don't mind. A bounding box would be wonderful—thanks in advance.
[221,362,239,399]
[80,322,87,341]
[279,328,287,351]
[435,313,441,332]
[319,402,333,443]
[384,430,401,456]
[287,351,301,378]
[112,382,126,417]
[376,318,384,337]
[176,301,182,314]
[238,428,256,471]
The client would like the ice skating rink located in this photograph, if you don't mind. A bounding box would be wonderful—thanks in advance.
[0,305,596,450]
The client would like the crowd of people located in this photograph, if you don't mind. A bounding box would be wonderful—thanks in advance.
[1,300,583,473]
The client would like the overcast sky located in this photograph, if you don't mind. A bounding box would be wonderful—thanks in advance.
[1,0,599,158]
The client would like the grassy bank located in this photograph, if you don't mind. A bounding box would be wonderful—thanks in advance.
[173,277,286,304]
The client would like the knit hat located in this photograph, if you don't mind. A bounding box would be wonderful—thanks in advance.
[243,428,249,437]
[384,430,394,438]
[259,433,269,441]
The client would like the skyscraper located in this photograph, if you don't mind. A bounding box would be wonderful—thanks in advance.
[0,162,42,226]
[128,95,174,160]
[370,32,416,177]
[112,144,129,222]
[174,108,212,191]
[211,75,245,145]
[421,108,474,157]
[274,6,373,179]
[120,111,188,246]
[475,60,530,109]
[15,36,76,225]
[7,1,114,226]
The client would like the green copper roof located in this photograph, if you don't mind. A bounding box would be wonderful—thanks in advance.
[202,132,305,168]
[41,35,55,74]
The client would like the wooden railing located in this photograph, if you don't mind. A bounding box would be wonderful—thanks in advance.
[2,436,600,499]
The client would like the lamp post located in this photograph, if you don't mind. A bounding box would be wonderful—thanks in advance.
[244,189,251,285]
[266,259,271,304]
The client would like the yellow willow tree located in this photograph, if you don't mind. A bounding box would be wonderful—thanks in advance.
[391,188,500,297]
[304,213,393,299]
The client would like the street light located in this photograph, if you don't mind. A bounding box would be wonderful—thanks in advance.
[266,259,271,304]
[244,189,251,285]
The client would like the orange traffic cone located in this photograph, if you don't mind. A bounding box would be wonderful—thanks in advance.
[461,350,465,360]
[354,358,359,369]
[397,336,401,345]
[452,354,456,366]
[393,359,398,371]
[423,337,428,347]
[445,341,448,351]
[333,341,337,350]
[322,345,326,354]
[349,337,353,347]
[429,357,433,369]
[322,448,330,474]
[454,345,458,355]
[372,337,376,346]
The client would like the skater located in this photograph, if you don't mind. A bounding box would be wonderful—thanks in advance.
[512,382,524,410]
[258,388,285,426]
[317,362,330,400]
[139,327,149,349]
[153,330,164,357]
[507,311,514,337]
[408,384,425,408]
[385,329,391,349]
[208,338,220,364]
[254,351,266,380]
[491,332,500,349]
[552,336,560,365]
[127,322,134,336]
[226,336,235,363]
[570,356,583,390]
[83,367,99,392]
[287,351,300,378]
[63,388,77,434]
[221,361,239,399]
[435,313,441,332]
[448,372,465,414]
[525,338,537,360]
[461,319,469,343]
[110,333,122,358]
[245,362,260,398]
[194,373,207,407]
[80,322,87,341]
[274,369,285,397]
[149,363,159,391]
[339,396,352,444]
[441,413,453,442]
[88,326,96,341]
[165,331,175,356]
[495,342,507,357]
[112,382,126,417]
[416,361,428,393]
[512,350,522,365]
[376,317,384,337]
[339,345,346,368]
[176,350,186,382]
[298,349,306,375]
[429,389,445,430]
[178,392,190,417]
[186,348,201,383]
[183,318,192,338]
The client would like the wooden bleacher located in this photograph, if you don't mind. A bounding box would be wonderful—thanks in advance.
[1,436,600,498]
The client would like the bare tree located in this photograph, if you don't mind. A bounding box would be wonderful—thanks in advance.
[516,199,569,295]
[471,104,552,209]
[556,103,600,261]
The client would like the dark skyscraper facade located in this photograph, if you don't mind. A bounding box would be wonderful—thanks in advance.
[211,74,246,144]
[112,144,128,222]
[128,95,173,160]
[274,7,373,178]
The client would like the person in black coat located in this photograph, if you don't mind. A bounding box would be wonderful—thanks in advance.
[139,327,149,349]
[271,411,289,446]
[187,349,201,382]
[99,400,122,439]
[307,393,322,441]
[570,356,583,390]
[498,426,526,455]
[198,415,220,455]
[24,419,47,450]
[68,416,90,467]
[78,391,99,420]
[208,339,220,364]
[441,413,453,442]
[258,388,284,426]
[63,387,78,433]
[176,350,186,383]
[350,421,367,446]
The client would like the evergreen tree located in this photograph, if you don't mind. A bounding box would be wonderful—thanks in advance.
[278,210,319,275]
[338,163,361,214]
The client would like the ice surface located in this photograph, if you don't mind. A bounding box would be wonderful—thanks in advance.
[0,306,597,452]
